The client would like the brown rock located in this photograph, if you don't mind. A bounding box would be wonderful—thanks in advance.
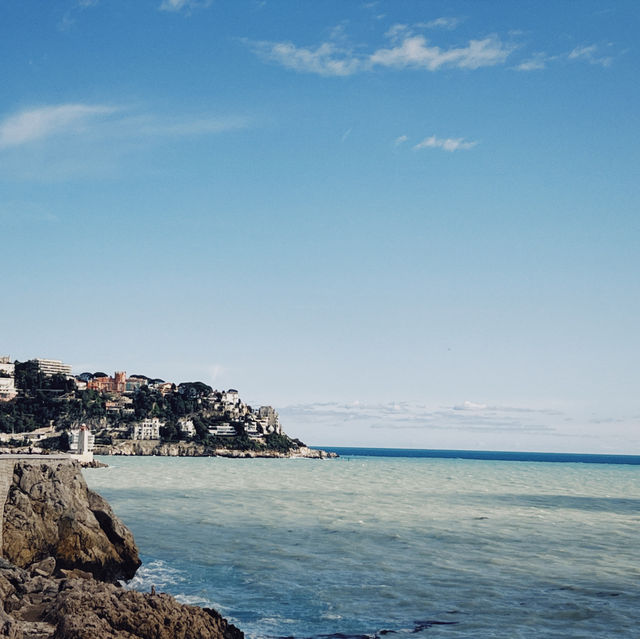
[2,461,140,582]
[30,558,56,578]
[45,579,244,639]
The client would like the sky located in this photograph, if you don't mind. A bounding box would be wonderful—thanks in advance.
[1,0,639,453]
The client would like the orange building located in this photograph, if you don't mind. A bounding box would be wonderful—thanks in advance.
[88,371,127,394]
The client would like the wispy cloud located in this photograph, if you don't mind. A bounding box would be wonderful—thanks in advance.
[249,24,515,77]
[0,104,118,149]
[515,44,615,71]
[126,113,249,137]
[280,400,561,434]
[371,35,512,71]
[568,44,613,67]
[250,23,618,77]
[58,0,100,32]
[249,40,361,77]
[0,104,249,150]
[422,17,463,30]
[514,52,552,71]
[159,0,212,12]
[385,21,461,43]
[394,134,408,147]
[413,135,477,152]
[0,103,251,181]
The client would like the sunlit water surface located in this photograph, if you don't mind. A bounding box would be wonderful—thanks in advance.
[85,455,640,639]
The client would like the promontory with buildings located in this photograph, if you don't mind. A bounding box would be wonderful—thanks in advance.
[0,355,334,460]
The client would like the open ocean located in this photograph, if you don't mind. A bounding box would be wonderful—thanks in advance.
[84,450,640,639]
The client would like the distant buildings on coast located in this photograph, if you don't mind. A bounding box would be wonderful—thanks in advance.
[1,357,72,402]
[33,358,73,378]
[0,354,283,449]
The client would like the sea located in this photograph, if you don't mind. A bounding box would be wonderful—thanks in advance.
[84,449,640,639]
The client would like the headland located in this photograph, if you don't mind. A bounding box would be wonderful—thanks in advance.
[0,356,336,460]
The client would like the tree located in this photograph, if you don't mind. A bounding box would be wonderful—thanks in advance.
[160,422,179,442]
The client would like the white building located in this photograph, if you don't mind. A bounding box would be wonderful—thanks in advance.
[178,418,195,437]
[68,425,95,463]
[0,356,17,402]
[222,389,239,405]
[245,421,263,439]
[0,356,14,375]
[35,358,73,378]
[0,377,17,401]
[132,417,163,440]
[258,406,281,434]
[208,422,236,437]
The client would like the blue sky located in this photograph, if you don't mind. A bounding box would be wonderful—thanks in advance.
[2,0,639,453]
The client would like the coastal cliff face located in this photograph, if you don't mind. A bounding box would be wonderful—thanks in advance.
[0,458,244,639]
[1,460,139,582]
[95,440,337,459]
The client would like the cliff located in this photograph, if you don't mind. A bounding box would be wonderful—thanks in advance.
[0,458,244,639]
[95,440,337,459]
[1,459,139,582]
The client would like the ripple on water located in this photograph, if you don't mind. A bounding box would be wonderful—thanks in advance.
[85,456,640,639]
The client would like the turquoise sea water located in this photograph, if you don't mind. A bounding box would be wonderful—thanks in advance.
[84,453,640,639]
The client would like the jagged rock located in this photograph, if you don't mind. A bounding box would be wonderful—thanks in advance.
[30,558,56,578]
[45,578,244,639]
[2,461,140,582]
[0,607,18,639]
[0,560,243,639]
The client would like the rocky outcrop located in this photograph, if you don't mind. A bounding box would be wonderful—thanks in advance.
[0,458,244,639]
[0,559,244,639]
[94,440,337,458]
[1,459,140,582]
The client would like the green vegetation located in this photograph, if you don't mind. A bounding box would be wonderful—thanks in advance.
[0,360,300,453]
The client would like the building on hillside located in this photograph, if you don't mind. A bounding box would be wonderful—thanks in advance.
[105,396,134,414]
[222,389,239,405]
[88,371,127,393]
[126,377,147,393]
[132,417,163,440]
[87,371,149,395]
[35,358,73,378]
[257,406,281,433]
[0,356,14,375]
[153,382,174,395]
[245,421,263,439]
[178,418,195,437]
[0,356,17,402]
[208,422,236,437]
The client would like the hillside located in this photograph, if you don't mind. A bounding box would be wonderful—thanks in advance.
[0,361,304,454]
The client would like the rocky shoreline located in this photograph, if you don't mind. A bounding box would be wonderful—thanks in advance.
[94,440,337,459]
[0,458,244,639]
